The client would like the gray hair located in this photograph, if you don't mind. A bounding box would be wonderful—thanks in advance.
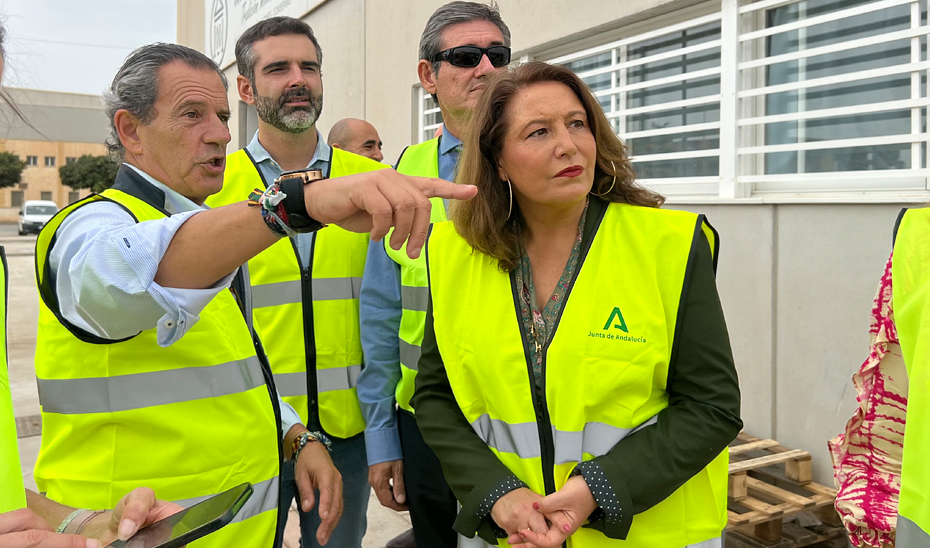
[236,17,323,83]
[419,1,511,73]
[103,43,228,162]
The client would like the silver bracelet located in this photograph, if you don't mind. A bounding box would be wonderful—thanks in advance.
[56,508,87,534]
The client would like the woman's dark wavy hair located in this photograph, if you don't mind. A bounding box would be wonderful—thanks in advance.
[451,61,665,271]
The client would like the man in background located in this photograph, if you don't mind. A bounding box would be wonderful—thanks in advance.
[328,118,384,163]
[357,3,512,547]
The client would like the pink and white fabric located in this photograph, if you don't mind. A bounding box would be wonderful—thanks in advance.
[829,252,908,548]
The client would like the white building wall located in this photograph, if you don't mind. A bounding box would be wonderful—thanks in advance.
[669,202,905,484]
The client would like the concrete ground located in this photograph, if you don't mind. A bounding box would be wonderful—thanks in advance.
[4,224,410,547]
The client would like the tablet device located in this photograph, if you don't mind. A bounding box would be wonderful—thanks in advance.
[106,482,253,548]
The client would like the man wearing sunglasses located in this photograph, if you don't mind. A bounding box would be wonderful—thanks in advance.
[357,2,511,548]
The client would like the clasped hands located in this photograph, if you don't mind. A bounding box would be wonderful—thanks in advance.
[489,476,598,548]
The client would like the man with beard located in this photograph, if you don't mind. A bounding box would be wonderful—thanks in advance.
[205,17,383,548]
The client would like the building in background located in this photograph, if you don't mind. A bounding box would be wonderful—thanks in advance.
[178,0,927,486]
[0,88,108,222]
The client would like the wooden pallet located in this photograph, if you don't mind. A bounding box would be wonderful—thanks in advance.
[729,432,812,501]
[726,520,846,548]
[726,433,842,547]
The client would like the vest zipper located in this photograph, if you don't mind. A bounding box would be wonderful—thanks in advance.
[291,237,321,432]
[536,349,558,496]
[509,272,557,497]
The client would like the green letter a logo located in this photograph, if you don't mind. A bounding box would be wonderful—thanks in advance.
[603,307,628,332]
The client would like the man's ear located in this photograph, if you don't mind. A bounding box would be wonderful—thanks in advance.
[417,59,438,95]
[237,75,255,105]
[114,109,144,156]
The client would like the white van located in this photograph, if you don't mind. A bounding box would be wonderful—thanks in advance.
[18,200,59,235]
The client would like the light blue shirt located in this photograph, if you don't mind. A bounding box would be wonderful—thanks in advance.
[245,130,331,266]
[49,163,302,438]
[357,131,461,465]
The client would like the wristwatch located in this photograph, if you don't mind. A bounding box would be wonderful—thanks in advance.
[291,430,333,461]
[274,169,328,233]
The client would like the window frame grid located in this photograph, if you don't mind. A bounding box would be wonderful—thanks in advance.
[547,0,930,200]
[418,86,443,144]
[737,0,929,195]
[547,7,726,199]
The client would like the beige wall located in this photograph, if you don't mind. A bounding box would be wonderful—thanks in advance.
[0,140,101,221]
[177,0,206,52]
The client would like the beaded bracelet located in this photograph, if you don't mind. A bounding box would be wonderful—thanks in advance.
[248,185,296,237]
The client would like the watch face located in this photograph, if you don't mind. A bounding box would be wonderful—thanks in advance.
[276,169,324,185]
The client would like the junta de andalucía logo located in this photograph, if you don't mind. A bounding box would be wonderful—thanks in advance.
[588,307,646,343]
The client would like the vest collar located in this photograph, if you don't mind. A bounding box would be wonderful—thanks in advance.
[111,165,172,217]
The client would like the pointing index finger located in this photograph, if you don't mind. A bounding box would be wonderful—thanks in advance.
[411,177,478,201]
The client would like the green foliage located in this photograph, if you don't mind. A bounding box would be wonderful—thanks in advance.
[0,151,26,189]
[59,154,118,194]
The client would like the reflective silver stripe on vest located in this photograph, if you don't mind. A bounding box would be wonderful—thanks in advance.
[252,280,302,308]
[313,277,362,301]
[37,356,265,415]
[470,414,659,463]
[554,415,658,464]
[471,415,542,458]
[174,476,279,524]
[399,340,422,371]
[273,364,362,397]
[685,536,722,548]
[400,285,429,312]
[251,278,362,309]
[897,514,930,547]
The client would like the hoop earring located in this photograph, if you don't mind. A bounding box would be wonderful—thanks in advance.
[592,161,617,197]
[506,179,513,219]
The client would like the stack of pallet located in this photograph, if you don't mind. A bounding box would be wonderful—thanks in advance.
[726,433,846,548]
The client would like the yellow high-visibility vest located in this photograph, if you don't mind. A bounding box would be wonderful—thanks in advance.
[426,203,728,547]
[0,245,26,513]
[891,206,930,547]
[208,148,386,438]
[33,178,281,548]
[384,138,447,412]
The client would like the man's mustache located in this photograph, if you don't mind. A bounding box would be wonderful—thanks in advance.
[279,89,315,106]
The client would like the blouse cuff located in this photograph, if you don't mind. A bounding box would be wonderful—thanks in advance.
[476,475,528,538]
[572,461,619,525]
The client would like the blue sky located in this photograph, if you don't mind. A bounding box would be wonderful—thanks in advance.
[2,0,177,96]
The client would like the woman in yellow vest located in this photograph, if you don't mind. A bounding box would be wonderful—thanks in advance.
[412,62,742,548]
[0,22,178,548]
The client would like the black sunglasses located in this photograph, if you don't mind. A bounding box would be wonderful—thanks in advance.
[431,45,512,68]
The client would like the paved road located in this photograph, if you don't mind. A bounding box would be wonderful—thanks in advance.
[4,231,410,547]
[0,222,19,237]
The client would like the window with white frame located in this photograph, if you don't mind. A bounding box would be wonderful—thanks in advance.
[740,0,928,195]
[417,86,443,143]
[551,10,725,198]
[412,0,930,200]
